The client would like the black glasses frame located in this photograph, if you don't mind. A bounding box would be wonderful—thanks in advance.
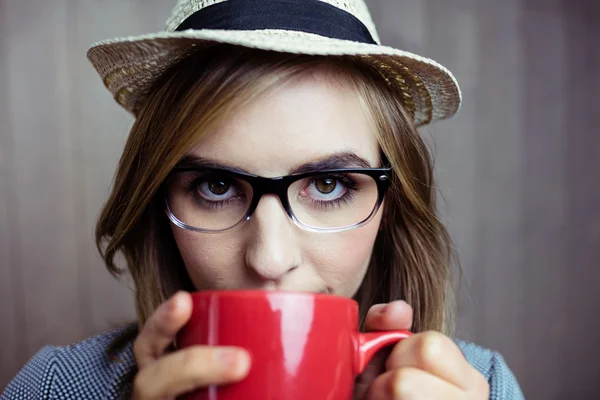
[165,166,393,233]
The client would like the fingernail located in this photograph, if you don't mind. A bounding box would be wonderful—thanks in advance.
[370,303,388,314]
[219,349,250,372]
[169,293,182,312]
[385,300,408,316]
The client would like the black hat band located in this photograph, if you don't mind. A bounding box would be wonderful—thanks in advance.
[175,0,377,45]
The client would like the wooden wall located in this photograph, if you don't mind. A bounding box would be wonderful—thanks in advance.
[1,1,599,398]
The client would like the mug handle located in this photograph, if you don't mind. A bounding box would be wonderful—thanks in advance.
[353,331,412,375]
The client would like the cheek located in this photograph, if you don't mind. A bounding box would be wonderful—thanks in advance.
[304,222,380,296]
[171,227,244,290]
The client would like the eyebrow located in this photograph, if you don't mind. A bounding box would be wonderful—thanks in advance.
[290,152,373,174]
[174,151,374,176]
[174,155,251,175]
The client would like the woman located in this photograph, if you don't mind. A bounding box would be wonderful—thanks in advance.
[3,0,524,399]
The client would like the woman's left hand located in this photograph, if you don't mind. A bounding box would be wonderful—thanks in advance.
[354,301,490,399]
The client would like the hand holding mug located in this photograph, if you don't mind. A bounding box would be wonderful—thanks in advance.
[131,291,251,400]
[131,291,488,400]
[357,301,490,400]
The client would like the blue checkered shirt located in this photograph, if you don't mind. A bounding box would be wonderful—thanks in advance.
[2,326,525,399]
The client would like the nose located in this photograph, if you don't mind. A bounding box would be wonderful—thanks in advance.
[244,194,301,282]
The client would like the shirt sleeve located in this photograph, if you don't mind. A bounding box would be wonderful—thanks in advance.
[1,346,57,400]
[488,351,526,400]
[456,340,526,400]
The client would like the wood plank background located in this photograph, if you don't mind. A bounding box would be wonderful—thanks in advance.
[1,1,599,398]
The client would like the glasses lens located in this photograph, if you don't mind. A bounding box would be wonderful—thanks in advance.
[166,170,253,231]
[288,172,379,229]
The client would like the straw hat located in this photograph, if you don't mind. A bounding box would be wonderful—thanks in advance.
[87,0,461,126]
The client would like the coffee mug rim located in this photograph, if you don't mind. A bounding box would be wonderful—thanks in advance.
[189,289,355,304]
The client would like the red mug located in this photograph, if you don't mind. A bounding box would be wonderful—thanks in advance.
[177,290,411,400]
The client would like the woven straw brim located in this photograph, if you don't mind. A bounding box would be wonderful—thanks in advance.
[87,29,461,126]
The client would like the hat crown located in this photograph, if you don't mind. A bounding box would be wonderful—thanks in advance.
[164,0,381,44]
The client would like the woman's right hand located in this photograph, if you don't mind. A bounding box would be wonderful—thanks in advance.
[132,291,251,400]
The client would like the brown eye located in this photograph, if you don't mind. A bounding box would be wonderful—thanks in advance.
[208,180,230,195]
[315,178,336,194]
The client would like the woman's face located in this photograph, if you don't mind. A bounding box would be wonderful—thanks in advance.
[171,73,383,297]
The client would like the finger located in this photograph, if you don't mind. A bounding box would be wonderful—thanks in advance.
[134,291,193,368]
[366,367,464,400]
[132,345,251,400]
[355,301,414,399]
[364,301,413,332]
[385,331,479,390]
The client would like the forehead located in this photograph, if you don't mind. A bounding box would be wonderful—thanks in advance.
[188,73,380,176]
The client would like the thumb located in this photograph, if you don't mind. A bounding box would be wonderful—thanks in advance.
[354,301,413,400]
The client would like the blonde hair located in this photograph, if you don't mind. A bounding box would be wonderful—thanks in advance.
[96,44,456,340]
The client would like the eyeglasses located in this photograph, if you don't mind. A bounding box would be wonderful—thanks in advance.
[164,166,391,233]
